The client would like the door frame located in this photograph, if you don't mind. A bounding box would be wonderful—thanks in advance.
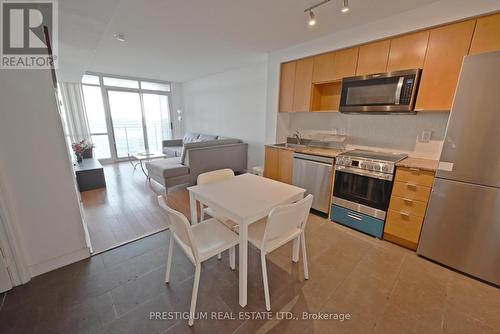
[0,175,31,286]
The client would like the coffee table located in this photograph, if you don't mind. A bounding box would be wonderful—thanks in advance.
[129,152,166,177]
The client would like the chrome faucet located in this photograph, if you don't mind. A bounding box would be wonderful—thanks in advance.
[293,130,302,145]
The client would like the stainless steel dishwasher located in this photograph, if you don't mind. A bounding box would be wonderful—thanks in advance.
[292,153,334,214]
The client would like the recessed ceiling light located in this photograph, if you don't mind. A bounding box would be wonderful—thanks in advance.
[113,33,125,42]
[308,11,316,26]
[341,0,350,13]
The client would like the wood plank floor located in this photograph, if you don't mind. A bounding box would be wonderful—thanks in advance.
[81,161,191,254]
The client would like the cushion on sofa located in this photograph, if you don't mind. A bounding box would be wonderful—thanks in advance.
[197,134,217,141]
[180,139,241,164]
[183,132,200,143]
[145,157,189,179]
[163,146,182,157]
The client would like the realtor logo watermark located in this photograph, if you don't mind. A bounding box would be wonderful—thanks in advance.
[1,0,58,69]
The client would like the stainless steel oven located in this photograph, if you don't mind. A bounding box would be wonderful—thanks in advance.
[339,69,421,113]
[333,166,393,219]
[331,150,407,238]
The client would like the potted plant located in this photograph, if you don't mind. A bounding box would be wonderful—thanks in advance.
[72,139,95,162]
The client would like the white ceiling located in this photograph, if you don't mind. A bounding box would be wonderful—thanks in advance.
[57,0,443,82]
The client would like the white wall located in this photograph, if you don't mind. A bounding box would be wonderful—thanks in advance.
[0,70,90,279]
[265,0,500,157]
[182,62,268,168]
[170,82,184,139]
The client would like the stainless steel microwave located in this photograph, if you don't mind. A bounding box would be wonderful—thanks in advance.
[339,69,421,113]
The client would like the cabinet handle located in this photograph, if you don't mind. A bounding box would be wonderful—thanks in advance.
[399,212,410,218]
[406,183,418,189]
[409,167,420,173]
[402,197,414,204]
[347,212,363,221]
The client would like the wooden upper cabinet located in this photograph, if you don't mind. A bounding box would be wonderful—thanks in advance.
[312,47,358,83]
[279,61,296,112]
[292,57,314,112]
[416,20,475,111]
[356,40,391,75]
[312,52,335,83]
[387,31,430,72]
[469,13,500,55]
[332,47,359,80]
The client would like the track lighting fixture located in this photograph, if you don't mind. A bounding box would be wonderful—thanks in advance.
[308,11,316,26]
[341,0,350,13]
[304,0,351,27]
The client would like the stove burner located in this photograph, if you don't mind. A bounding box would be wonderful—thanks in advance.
[336,149,408,175]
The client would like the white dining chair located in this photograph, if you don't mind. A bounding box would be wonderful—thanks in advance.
[247,194,313,311]
[157,195,239,326]
[197,169,237,226]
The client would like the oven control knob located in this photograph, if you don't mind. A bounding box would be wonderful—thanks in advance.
[382,165,389,172]
[373,165,381,171]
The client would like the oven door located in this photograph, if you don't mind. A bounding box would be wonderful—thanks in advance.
[333,167,393,219]
[339,69,420,112]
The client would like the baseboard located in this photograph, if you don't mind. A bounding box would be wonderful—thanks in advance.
[28,247,91,277]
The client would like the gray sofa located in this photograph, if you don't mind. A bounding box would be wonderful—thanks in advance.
[162,132,217,157]
[146,132,248,190]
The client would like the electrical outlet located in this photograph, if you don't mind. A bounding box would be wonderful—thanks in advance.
[419,130,432,143]
[339,128,346,136]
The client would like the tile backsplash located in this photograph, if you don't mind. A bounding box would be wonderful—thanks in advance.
[287,111,450,159]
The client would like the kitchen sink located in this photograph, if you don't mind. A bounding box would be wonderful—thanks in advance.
[274,143,306,148]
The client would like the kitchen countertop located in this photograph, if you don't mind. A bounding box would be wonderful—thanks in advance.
[396,157,439,172]
[268,143,439,171]
[266,144,344,158]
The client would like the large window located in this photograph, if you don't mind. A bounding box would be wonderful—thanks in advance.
[82,85,111,159]
[81,74,172,161]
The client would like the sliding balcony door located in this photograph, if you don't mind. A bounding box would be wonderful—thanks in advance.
[107,90,146,158]
[106,90,172,159]
[82,74,173,162]
[143,93,172,153]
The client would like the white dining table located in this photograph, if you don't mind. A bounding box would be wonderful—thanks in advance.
[187,173,305,307]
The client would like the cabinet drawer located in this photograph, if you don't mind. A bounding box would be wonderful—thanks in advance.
[384,210,424,244]
[395,167,435,187]
[392,181,431,202]
[331,205,385,238]
[388,196,428,217]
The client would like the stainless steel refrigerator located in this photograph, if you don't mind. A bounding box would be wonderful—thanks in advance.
[417,51,500,286]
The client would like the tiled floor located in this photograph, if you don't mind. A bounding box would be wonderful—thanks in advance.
[1,197,499,333]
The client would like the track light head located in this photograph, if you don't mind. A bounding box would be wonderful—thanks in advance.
[341,0,350,13]
[113,33,126,42]
[308,11,316,26]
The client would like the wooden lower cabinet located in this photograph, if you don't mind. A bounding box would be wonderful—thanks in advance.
[384,166,435,250]
[264,147,293,184]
